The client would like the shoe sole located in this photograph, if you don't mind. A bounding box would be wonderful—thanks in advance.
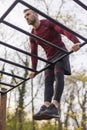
[41,113,60,119]
[33,115,51,120]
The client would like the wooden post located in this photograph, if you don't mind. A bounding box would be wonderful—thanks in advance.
[0,88,7,130]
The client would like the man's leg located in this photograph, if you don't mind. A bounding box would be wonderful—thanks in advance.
[41,55,71,119]
[53,69,64,107]
[41,68,64,118]
[44,67,54,105]
[33,66,54,120]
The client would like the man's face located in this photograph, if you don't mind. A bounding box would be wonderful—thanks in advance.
[24,10,37,25]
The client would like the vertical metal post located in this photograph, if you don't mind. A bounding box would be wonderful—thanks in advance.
[0,88,7,130]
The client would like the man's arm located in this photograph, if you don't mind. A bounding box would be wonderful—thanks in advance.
[52,23,80,51]
[29,38,38,79]
[63,30,80,51]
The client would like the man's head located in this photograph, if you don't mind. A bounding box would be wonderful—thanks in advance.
[24,9,38,25]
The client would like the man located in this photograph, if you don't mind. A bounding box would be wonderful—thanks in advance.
[24,9,80,120]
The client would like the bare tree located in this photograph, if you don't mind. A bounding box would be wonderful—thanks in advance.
[63,72,87,130]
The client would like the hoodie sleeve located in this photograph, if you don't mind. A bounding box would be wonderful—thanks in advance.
[30,37,38,70]
[49,21,80,44]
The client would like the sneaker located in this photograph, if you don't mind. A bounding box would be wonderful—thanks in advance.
[41,104,60,119]
[33,105,48,120]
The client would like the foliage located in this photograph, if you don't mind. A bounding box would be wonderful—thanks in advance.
[6,113,38,130]
[6,113,59,130]
[38,121,58,130]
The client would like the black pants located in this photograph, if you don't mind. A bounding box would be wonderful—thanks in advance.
[44,52,71,103]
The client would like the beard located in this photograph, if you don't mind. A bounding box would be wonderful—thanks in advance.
[28,18,36,25]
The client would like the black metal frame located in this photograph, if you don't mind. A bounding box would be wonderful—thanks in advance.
[72,0,87,10]
[0,0,87,94]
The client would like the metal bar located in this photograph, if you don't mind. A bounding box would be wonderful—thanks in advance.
[19,0,87,42]
[0,82,15,87]
[5,42,87,93]
[2,21,68,54]
[0,0,19,22]
[38,42,87,72]
[72,0,87,10]
[0,71,26,80]
[0,41,52,64]
[0,57,37,72]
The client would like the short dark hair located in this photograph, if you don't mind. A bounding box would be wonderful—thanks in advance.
[23,9,30,13]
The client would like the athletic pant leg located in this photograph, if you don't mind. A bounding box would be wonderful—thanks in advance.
[53,54,70,102]
[53,70,64,102]
[44,66,55,102]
